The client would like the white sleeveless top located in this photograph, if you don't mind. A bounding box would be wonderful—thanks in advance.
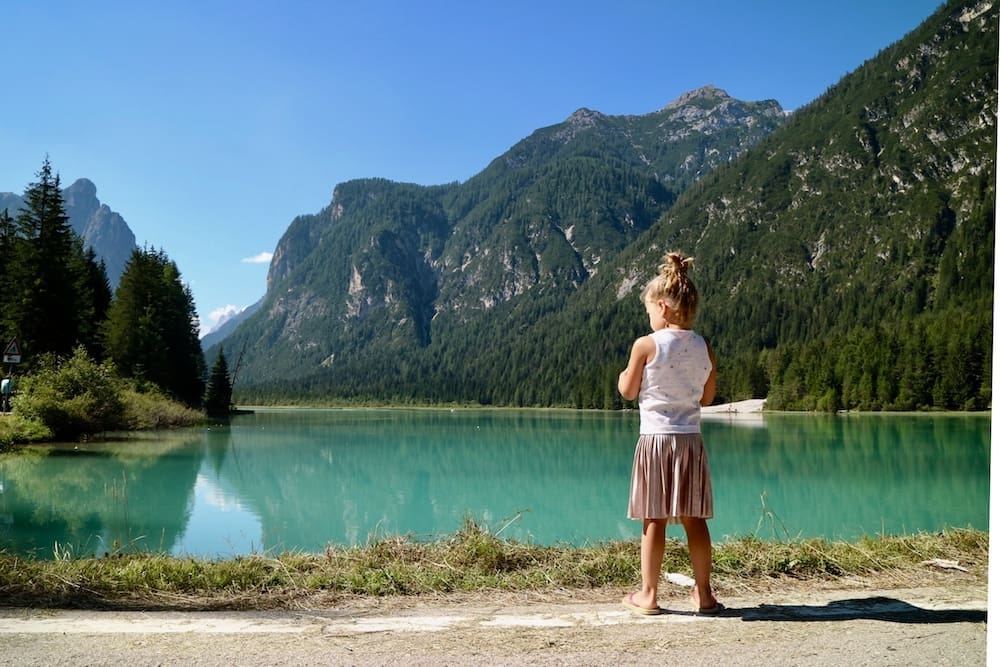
[638,328,712,434]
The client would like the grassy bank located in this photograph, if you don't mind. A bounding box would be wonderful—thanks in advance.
[0,390,203,452]
[0,522,986,611]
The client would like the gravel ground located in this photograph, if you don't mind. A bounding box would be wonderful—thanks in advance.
[0,578,988,666]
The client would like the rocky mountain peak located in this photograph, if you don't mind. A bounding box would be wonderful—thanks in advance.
[553,108,608,144]
[565,108,606,126]
[62,178,100,219]
[655,85,784,141]
[663,84,731,110]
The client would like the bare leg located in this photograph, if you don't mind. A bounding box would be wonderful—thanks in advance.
[680,516,716,608]
[624,518,667,610]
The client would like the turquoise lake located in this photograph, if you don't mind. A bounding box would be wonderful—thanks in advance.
[0,409,989,559]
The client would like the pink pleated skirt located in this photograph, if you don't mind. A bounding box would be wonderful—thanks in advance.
[627,433,713,522]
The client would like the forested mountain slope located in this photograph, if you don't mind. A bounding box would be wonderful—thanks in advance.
[651,0,996,410]
[216,87,785,391]
[486,0,996,411]
[222,0,995,411]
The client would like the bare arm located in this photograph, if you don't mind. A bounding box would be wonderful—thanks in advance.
[618,335,655,401]
[700,340,717,406]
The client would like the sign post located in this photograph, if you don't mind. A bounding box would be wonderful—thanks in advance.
[3,339,20,365]
[1,339,16,413]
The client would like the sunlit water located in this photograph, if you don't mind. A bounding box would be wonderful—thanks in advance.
[0,409,989,559]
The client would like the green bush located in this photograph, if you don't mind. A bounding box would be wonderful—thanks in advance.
[0,414,53,450]
[2,348,203,445]
[121,385,203,429]
[13,347,127,440]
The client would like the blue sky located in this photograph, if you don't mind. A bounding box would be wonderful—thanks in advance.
[0,1,943,335]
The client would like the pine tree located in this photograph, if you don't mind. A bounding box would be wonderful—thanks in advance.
[78,247,113,360]
[104,247,205,406]
[204,350,233,417]
[0,207,14,268]
[0,208,15,334]
[8,158,91,358]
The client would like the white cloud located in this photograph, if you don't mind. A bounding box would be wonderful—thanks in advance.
[241,252,273,264]
[210,304,245,322]
[200,304,248,338]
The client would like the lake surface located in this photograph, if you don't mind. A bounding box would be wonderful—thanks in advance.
[0,409,989,559]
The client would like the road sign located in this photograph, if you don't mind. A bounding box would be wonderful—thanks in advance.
[3,339,20,364]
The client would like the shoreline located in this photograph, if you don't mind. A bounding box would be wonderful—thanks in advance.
[236,401,988,416]
[0,559,987,665]
[701,399,766,414]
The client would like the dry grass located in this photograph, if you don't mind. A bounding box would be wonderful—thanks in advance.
[0,521,987,611]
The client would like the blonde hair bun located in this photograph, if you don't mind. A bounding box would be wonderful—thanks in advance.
[641,250,699,328]
[659,251,694,279]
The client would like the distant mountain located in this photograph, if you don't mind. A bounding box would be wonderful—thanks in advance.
[200,299,261,349]
[214,0,995,412]
[0,177,137,287]
[211,85,786,387]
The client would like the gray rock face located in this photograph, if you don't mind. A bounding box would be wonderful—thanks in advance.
[62,178,137,286]
[1,178,137,287]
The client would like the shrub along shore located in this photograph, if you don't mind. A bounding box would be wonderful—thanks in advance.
[0,521,985,611]
[0,347,204,452]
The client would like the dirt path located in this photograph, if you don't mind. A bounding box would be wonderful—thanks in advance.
[0,580,987,666]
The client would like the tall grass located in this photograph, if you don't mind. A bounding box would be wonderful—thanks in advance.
[0,520,986,611]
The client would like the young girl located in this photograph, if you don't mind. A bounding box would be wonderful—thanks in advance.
[617,250,720,616]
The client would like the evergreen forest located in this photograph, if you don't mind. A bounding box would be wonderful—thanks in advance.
[0,159,206,412]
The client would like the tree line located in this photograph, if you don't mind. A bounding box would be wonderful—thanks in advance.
[0,158,220,414]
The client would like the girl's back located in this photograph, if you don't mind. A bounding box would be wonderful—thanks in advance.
[639,328,711,434]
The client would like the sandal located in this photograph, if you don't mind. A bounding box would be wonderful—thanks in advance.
[622,592,663,615]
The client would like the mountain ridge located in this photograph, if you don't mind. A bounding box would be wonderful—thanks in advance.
[0,177,137,287]
[218,0,993,411]
[214,83,787,388]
